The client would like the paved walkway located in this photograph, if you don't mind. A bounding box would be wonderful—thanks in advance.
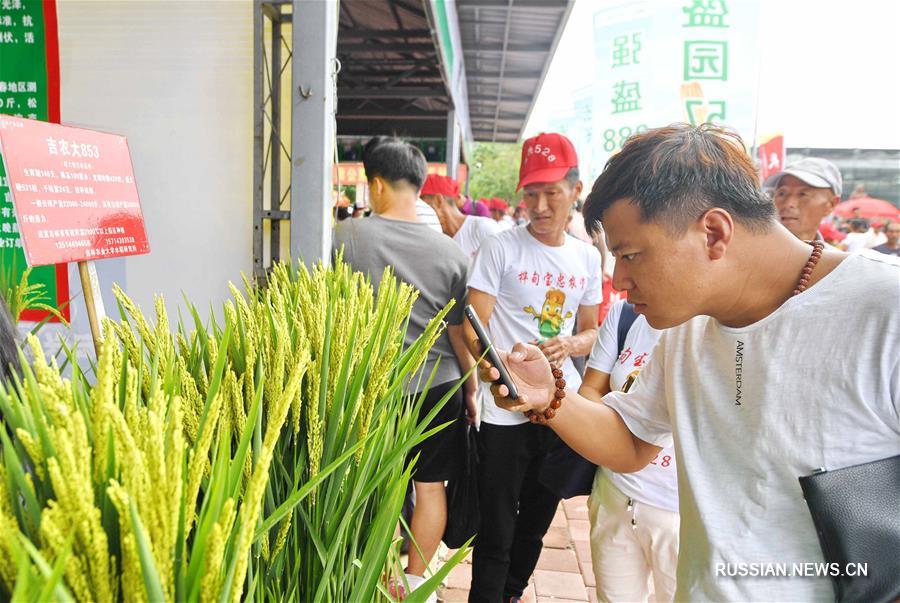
[439,496,597,602]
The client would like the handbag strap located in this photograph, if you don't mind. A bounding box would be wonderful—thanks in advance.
[617,302,639,356]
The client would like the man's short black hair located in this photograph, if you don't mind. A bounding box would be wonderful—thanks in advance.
[584,123,776,235]
[362,136,427,191]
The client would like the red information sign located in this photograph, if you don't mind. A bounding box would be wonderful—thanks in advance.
[0,115,150,266]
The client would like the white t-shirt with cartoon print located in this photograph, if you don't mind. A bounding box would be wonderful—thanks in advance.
[452,215,502,262]
[468,226,603,426]
[587,300,678,512]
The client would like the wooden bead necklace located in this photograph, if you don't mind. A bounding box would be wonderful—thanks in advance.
[793,241,825,296]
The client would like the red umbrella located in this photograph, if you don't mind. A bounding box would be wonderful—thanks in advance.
[832,196,900,220]
[818,220,846,243]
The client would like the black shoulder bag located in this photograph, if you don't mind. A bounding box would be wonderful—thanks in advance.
[443,424,481,548]
[799,455,900,602]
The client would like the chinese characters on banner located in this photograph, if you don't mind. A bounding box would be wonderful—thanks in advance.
[0,115,150,266]
[0,0,69,320]
[590,0,760,177]
[680,0,732,128]
[592,1,653,166]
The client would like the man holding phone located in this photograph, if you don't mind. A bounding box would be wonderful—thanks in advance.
[464,133,601,603]
[478,125,900,602]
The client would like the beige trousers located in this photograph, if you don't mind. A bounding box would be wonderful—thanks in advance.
[587,471,679,603]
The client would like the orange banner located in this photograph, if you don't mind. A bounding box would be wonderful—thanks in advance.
[334,162,468,186]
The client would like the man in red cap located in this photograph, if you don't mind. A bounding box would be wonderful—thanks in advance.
[421,174,502,262]
[462,197,492,218]
[489,197,515,230]
[464,132,602,603]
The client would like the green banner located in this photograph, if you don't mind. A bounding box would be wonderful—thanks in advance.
[0,0,67,321]
[433,0,455,77]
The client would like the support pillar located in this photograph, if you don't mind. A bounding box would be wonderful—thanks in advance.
[291,0,337,265]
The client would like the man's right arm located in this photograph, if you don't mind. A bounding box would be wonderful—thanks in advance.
[481,342,663,473]
[549,392,661,473]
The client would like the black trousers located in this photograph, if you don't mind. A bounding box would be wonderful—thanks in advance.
[469,421,561,602]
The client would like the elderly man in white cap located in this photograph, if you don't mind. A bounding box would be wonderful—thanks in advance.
[764,157,842,242]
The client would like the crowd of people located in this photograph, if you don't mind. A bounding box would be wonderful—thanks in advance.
[332,126,899,603]
[762,158,900,256]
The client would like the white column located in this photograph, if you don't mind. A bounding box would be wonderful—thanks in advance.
[291,0,337,265]
[446,108,460,179]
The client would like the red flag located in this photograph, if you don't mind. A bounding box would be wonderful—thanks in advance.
[758,134,785,182]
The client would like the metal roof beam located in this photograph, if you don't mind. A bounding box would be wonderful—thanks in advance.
[468,93,533,102]
[467,70,543,80]
[471,112,529,120]
[458,0,567,7]
[339,87,447,99]
[463,43,549,53]
[338,43,436,53]
[390,0,426,18]
[338,28,432,39]
[338,2,358,28]
[339,109,447,120]
[340,58,439,66]
[473,128,521,135]
[342,71,443,80]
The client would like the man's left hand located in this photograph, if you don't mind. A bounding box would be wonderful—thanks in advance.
[538,336,571,366]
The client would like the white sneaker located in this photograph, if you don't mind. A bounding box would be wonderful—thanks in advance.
[404,573,437,603]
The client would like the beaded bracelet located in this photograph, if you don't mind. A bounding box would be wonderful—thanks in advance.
[525,366,566,425]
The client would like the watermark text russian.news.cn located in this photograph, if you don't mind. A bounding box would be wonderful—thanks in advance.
[715,562,868,578]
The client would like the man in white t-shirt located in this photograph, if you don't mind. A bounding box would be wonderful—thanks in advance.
[479,125,900,602]
[566,200,593,244]
[580,300,678,602]
[489,197,515,231]
[464,132,602,603]
[420,174,502,261]
[415,196,443,233]
[842,218,872,252]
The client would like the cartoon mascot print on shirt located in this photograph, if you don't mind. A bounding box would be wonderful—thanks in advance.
[524,288,573,342]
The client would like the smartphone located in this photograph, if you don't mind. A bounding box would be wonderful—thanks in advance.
[464,304,519,400]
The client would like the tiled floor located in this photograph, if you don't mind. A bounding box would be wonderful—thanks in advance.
[438,496,596,603]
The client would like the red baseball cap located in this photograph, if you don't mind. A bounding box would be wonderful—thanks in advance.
[517,132,579,191]
[491,197,509,211]
[448,176,461,197]
[421,174,459,197]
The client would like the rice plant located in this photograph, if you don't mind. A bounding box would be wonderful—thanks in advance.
[0,250,67,325]
[0,258,466,601]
